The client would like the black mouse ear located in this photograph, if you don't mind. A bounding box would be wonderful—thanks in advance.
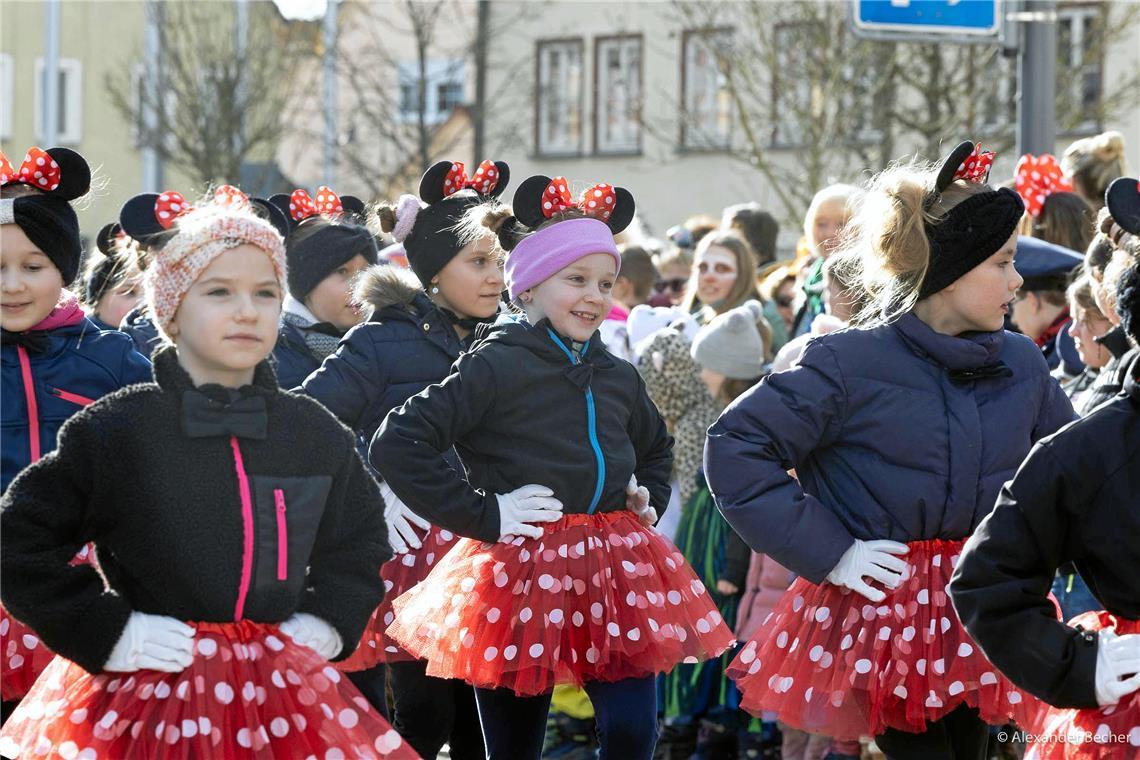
[419,160,458,205]
[511,175,554,230]
[43,147,91,201]
[1105,176,1140,236]
[485,161,510,199]
[250,197,291,239]
[340,195,366,217]
[96,223,122,255]
[935,140,982,195]
[606,187,636,235]
[119,193,166,240]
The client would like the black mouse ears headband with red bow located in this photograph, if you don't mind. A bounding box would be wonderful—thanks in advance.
[0,146,90,201]
[120,186,290,243]
[267,186,366,231]
[933,140,996,197]
[510,174,636,235]
[419,159,510,204]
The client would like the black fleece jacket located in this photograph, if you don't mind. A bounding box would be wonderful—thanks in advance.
[0,346,391,674]
[950,362,1140,709]
[370,317,674,542]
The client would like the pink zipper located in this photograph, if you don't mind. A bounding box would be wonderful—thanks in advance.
[16,347,41,462]
[51,387,96,406]
[274,489,288,581]
[229,437,255,621]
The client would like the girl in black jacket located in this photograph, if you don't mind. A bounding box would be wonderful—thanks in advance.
[372,175,733,760]
[950,179,1140,760]
[0,199,415,759]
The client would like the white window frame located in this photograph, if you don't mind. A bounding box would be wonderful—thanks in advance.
[396,59,465,125]
[680,29,732,151]
[594,35,642,155]
[535,38,584,157]
[0,54,13,140]
[34,57,83,145]
[1057,4,1103,134]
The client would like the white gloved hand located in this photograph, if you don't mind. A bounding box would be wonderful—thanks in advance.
[104,612,196,673]
[381,481,431,555]
[825,539,909,603]
[495,484,563,541]
[625,475,656,526]
[280,612,344,661]
[1094,629,1140,707]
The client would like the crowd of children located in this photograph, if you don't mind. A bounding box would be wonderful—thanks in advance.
[0,126,1137,760]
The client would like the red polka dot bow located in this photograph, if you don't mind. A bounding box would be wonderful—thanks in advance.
[541,177,618,223]
[443,160,503,197]
[288,186,344,221]
[0,148,62,191]
[154,191,193,229]
[953,143,995,184]
[1014,154,1073,218]
[214,184,250,209]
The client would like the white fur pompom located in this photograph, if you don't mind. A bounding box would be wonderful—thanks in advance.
[392,194,422,242]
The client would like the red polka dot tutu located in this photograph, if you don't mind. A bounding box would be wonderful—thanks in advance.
[339,525,460,671]
[1025,613,1140,760]
[0,621,419,759]
[727,539,1040,740]
[2,545,96,702]
[385,510,735,696]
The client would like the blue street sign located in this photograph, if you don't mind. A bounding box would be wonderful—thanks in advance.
[853,0,1001,37]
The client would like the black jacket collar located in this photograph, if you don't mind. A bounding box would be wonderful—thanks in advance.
[153,344,279,403]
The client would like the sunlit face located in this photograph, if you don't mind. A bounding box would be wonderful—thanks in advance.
[524,252,616,343]
[167,245,282,388]
[432,235,504,321]
[929,231,1023,334]
[811,200,849,258]
[1,224,65,332]
[303,254,371,332]
[96,277,144,330]
[695,245,738,306]
[1067,304,1112,369]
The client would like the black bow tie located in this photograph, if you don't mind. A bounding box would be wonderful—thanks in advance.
[947,362,1013,385]
[181,390,268,440]
[1,329,51,353]
[564,362,595,392]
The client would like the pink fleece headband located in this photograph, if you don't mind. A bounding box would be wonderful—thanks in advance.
[505,217,621,299]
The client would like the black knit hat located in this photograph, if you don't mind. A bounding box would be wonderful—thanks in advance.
[918,141,1025,299]
[0,147,91,285]
[285,216,379,300]
[397,159,510,287]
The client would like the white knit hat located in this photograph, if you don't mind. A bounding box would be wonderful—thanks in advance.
[690,300,767,379]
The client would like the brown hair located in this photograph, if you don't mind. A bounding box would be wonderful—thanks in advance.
[681,231,761,317]
[617,245,659,303]
[716,376,760,407]
[722,203,780,265]
[1032,192,1095,254]
[831,159,994,325]
[1061,131,1129,210]
[1067,273,1105,322]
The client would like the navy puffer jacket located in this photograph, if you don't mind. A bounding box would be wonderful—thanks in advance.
[705,312,1076,584]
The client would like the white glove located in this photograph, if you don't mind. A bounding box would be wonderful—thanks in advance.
[825,539,909,603]
[495,484,563,541]
[625,475,657,526]
[280,612,343,660]
[381,481,431,555]
[104,612,196,673]
[1094,629,1140,707]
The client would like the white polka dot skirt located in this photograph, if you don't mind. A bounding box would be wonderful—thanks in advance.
[2,545,97,701]
[1025,612,1140,760]
[339,526,460,672]
[0,621,419,759]
[728,539,1040,740]
[385,510,736,697]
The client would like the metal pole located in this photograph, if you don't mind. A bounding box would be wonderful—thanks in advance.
[235,0,248,162]
[1017,0,1057,155]
[142,0,163,190]
[323,0,338,186]
[42,0,60,146]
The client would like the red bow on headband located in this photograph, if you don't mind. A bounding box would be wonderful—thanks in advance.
[155,191,193,229]
[0,148,62,191]
[953,143,995,184]
[214,184,250,209]
[443,160,501,197]
[1014,154,1073,218]
[289,186,343,221]
[541,176,617,223]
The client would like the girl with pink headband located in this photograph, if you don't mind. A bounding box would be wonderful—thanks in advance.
[370,175,733,760]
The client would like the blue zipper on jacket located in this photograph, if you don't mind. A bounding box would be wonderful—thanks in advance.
[546,328,606,514]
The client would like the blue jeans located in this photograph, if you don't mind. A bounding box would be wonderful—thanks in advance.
[475,676,658,760]
[1051,571,1099,623]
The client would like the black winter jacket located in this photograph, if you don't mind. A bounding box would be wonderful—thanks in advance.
[371,316,674,543]
[950,361,1140,709]
[272,318,323,391]
[0,346,391,674]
